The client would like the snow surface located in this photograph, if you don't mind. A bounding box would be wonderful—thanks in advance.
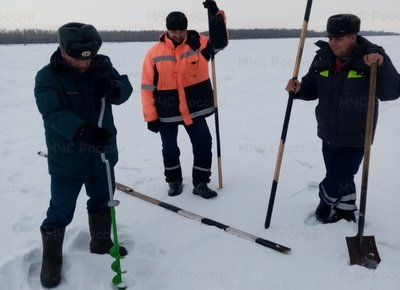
[1,36,400,290]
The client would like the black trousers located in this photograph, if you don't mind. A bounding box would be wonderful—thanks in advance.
[159,118,212,185]
[42,168,114,230]
[319,142,364,212]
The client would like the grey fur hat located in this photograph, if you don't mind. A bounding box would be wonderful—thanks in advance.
[58,22,102,59]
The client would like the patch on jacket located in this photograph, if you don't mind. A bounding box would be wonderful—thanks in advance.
[347,69,369,78]
[65,91,81,95]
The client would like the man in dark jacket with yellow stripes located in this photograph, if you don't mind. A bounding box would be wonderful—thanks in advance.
[141,1,228,198]
[286,14,400,224]
[34,22,132,288]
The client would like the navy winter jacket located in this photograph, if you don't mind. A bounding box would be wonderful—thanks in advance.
[295,36,400,147]
[34,48,133,178]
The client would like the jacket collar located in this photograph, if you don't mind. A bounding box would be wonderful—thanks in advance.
[314,35,372,58]
[160,30,201,51]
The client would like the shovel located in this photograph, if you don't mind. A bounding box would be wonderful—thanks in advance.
[346,62,381,269]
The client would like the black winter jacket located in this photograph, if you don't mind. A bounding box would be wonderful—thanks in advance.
[295,36,400,147]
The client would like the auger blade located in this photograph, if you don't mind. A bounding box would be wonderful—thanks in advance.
[112,275,127,290]
[111,260,123,272]
[109,245,121,258]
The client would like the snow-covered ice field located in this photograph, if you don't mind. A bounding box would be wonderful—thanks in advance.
[1,36,400,289]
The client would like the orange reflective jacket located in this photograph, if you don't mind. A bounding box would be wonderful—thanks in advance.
[141,30,217,126]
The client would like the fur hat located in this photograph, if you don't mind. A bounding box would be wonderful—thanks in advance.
[58,22,102,59]
[166,12,188,31]
[326,14,360,37]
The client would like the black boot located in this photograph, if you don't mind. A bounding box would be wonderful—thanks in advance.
[328,208,356,223]
[315,200,332,222]
[88,213,128,256]
[168,181,183,196]
[40,226,65,288]
[193,183,218,199]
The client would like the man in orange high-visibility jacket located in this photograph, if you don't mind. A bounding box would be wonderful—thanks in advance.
[141,1,228,198]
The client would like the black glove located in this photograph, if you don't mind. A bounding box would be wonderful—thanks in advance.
[74,124,111,150]
[147,120,160,133]
[93,77,120,99]
[203,0,219,15]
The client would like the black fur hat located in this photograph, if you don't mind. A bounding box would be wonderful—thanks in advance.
[58,22,102,59]
[166,12,188,31]
[326,14,360,37]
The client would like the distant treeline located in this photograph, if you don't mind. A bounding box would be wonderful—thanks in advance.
[0,28,397,44]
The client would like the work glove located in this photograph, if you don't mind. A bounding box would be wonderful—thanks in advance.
[74,124,111,150]
[147,120,160,133]
[93,77,120,99]
[203,0,219,15]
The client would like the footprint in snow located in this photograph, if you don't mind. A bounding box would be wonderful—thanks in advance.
[0,248,43,289]
[304,211,320,226]
[65,227,135,255]
[118,165,143,172]
[19,157,34,166]
[290,181,319,197]
[2,139,18,157]
[2,149,12,157]
[294,159,314,169]
[133,176,156,186]
[378,240,400,251]
[0,233,135,289]
[65,228,91,253]
[12,215,38,233]
[137,243,167,257]
[7,172,23,184]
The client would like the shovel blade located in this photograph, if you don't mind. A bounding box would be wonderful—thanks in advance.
[346,235,381,269]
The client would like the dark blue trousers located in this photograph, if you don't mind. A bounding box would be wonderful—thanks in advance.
[41,168,115,230]
[159,118,212,185]
[319,142,364,212]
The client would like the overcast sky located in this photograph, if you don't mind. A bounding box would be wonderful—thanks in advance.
[2,0,400,33]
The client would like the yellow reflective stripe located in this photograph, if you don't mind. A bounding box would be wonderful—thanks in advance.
[347,70,364,78]
[319,70,329,77]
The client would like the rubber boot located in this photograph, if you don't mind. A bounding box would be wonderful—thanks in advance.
[315,200,332,222]
[40,226,65,288]
[88,213,128,256]
[193,183,218,199]
[168,181,183,196]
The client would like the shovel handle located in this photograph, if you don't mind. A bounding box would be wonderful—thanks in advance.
[357,63,378,242]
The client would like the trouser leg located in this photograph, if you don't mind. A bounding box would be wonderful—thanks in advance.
[159,122,182,183]
[85,168,128,256]
[185,118,212,186]
[85,167,115,215]
[42,175,83,230]
[319,142,364,212]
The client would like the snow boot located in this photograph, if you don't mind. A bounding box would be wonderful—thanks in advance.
[168,181,183,196]
[193,183,218,199]
[328,208,356,223]
[88,213,128,256]
[315,200,332,222]
[40,226,65,288]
